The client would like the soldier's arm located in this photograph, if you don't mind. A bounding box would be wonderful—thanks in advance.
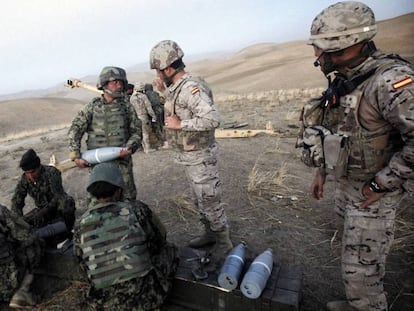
[143,96,157,120]
[68,103,92,159]
[11,176,28,215]
[180,80,220,131]
[376,69,414,190]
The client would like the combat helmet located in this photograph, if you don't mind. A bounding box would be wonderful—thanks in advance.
[134,82,146,93]
[87,163,125,191]
[309,1,377,52]
[150,40,184,70]
[96,66,128,90]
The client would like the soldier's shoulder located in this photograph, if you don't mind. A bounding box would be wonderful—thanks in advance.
[182,76,211,96]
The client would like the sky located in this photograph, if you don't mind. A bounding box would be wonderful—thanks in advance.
[1,0,413,95]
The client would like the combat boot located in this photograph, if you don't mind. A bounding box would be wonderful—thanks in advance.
[208,228,233,266]
[326,301,358,311]
[188,220,216,248]
[9,274,36,309]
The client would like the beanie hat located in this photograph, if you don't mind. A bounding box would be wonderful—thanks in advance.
[20,149,41,171]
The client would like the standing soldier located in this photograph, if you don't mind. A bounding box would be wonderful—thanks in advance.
[298,2,414,310]
[150,40,233,264]
[68,66,142,201]
[130,82,157,153]
[1,204,43,308]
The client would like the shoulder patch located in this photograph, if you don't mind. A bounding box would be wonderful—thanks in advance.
[392,77,413,90]
[191,87,200,95]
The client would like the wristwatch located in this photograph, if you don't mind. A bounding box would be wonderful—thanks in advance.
[368,178,387,193]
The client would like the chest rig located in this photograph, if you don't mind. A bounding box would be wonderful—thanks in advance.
[164,77,215,151]
[87,98,129,149]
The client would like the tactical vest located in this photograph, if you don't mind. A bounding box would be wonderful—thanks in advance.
[78,201,152,289]
[165,77,215,151]
[86,98,129,149]
[321,58,405,180]
[328,87,402,180]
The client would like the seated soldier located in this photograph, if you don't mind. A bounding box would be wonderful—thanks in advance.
[73,163,178,310]
[11,149,76,247]
[0,204,43,308]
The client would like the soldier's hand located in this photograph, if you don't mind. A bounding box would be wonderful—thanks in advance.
[310,170,325,200]
[165,115,181,130]
[74,158,91,168]
[360,183,385,209]
[153,79,165,93]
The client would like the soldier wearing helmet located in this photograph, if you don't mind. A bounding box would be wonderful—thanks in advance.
[68,66,142,201]
[298,2,414,311]
[73,163,178,310]
[149,40,233,265]
[130,82,157,153]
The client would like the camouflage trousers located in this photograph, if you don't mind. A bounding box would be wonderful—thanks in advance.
[334,178,405,311]
[89,242,178,311]
[0,260,20,302]
[176,143,228,232]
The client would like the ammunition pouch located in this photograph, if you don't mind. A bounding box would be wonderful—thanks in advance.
[301,126,331,167]
[165,129,215,151]
[323,134,349,179]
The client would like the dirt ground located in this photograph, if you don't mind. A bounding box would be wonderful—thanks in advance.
[0,92,413,311]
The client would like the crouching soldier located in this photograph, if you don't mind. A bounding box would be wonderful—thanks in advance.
[0,204,43,308]
[11,149,76,247]
[73,163,178,310]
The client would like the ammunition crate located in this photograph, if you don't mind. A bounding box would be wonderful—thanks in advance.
[168,247,303,311]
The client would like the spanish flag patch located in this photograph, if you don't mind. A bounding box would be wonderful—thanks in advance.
[191,87,200,95]
[392,77,413,90]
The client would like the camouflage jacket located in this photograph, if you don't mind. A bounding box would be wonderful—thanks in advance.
[11,165,67,216]
[320,50,414,190]
[0,204,41,268]
[68,96,142,155]
[74,200,167,267]
[165,73,220,131]
[130,92,157,122]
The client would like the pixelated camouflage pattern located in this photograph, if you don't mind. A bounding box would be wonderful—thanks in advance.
[150,40,184,70]
[164,74,219,151]
[97,66,128,90]
[319,51,414,190]
[11,165,76,230]
[130,92,157,152]
[334,178,403,311]
[74,200,178,310]
[68,96,141,200]
[0,205,42,301]
[309,1,377,52]
[162,73,227,230]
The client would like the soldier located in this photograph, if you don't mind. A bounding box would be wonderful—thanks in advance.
[68,66,142,201]
[130,82,157,153]
[11,148,76,246]
[125,83,135,97]
[150,40,233,264]
[73,163,178,310]
[1,204,43,308]
[298,2,414,310]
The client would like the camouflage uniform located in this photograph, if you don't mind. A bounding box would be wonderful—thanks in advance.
[11,165,76,233]
[163,73,229,231]
[299,2,414,310]
[130,90,157,153]
[73,198,178,310]
[0,205,42,302]
[145,84,165,143]
[68,96,141,200]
